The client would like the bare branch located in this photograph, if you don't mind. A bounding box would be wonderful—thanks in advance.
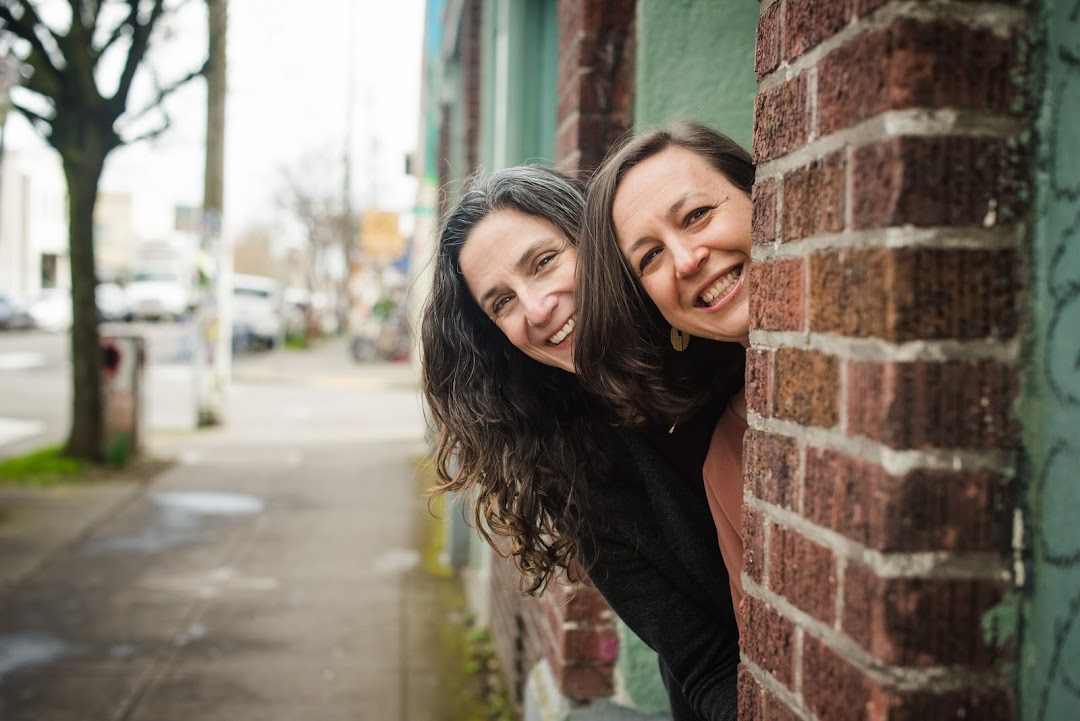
[111,0,166,108]
[92,5,136,63]
[120,58,206,126]
[10,98,53,135]
[123,114,171,145]
[0,3,62,81]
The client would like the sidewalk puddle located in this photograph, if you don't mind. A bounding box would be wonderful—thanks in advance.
[154,492,265,515]
[373,548,420,574]
[83,492,264,555]
[0,632,71,682]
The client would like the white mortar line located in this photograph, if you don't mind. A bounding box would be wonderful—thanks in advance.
[748,331,1019,364]
[740,656,814,720]
[746,497,1011,581]
[743,578,1012,692]
[750,226,1023,260]
[757,2,1029,93]
[756,109,1026,180]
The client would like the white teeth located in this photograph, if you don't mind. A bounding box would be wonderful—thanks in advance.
[548,317,575,345]
[699,267,741,305]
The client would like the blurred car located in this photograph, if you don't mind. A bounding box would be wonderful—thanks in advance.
[282,286,310,339]
[96,282,129,322]
[0,293,34,330]
[125,270,190,321]
[28,288,73,332]
[232,274,284,351]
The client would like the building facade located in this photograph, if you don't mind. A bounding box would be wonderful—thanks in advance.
[414,1,1075,719]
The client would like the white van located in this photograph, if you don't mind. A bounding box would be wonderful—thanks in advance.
[231,274,283,351]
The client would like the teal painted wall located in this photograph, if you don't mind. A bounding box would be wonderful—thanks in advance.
[634,0,758,150]
[616,621,670,714]
[1019,1,1080,719]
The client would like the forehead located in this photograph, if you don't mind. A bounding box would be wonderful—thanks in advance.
[613,146,733,230]
[457,209,566,301]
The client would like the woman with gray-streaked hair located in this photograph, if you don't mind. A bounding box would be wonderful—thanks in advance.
[420,165,741,720]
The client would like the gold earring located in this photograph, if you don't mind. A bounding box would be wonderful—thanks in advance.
[670,326,689,352]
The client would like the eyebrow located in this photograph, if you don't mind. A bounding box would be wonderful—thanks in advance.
[477,239,550,306]
[623,192,692,255]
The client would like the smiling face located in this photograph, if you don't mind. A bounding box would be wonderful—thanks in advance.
[612,145,752,346]
[458,209,578,373]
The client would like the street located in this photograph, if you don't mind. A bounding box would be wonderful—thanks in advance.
[0,330,475,720]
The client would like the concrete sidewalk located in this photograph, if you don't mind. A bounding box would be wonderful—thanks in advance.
[0,338,486,721]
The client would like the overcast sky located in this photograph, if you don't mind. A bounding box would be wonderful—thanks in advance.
[5,0,425,242]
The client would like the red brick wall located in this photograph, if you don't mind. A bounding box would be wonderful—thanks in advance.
[555,0,636,173]
[489,550,618,704]
[743,2,1028,719]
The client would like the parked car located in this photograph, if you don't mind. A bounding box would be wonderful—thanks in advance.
[231,274,284,351]
[96,282,129,322]
[28,288,73,332]
[0,293,34,330]
[125,270,190,321]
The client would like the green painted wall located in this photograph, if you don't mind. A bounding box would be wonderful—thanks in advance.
[617,2,758,706]
[1019,2,1080,719]
[616,621,670,714]
[634,0,758,149]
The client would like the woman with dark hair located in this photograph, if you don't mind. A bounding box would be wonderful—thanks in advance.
[576,121,755,623]
[421,165,740,720]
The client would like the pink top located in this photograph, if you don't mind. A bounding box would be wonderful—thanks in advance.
[701,404,748,631]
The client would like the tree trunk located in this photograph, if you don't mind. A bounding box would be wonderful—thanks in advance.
[60,138,108,461]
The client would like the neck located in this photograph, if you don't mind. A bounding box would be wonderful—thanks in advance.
[728,388,747,421]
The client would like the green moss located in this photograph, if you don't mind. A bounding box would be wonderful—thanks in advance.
[0,445,89,486]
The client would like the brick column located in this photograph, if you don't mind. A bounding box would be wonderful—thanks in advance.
[489,550,617,706]
[555,0,636,173]
[743,2,1029,719]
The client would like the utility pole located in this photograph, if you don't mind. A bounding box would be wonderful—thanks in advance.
[196,0,230,426]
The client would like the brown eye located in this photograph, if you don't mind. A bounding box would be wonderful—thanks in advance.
[639,247,661,273]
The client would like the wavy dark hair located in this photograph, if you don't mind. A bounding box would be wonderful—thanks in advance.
[420,165,611,595]
[576,121,754,425]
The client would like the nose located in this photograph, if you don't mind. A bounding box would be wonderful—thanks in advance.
[671,240,708,278]
[521,290,557,327]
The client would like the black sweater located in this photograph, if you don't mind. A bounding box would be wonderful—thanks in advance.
[582,417,740,721]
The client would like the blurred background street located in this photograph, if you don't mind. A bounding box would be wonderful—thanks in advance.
[0,333,485,721]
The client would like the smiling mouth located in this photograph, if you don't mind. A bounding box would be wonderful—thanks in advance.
[547,317,575,345]
[696,265,743,307]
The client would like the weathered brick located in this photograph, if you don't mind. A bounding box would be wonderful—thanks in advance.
[743,504,767,587]
[753,73,809,162]
[809,248,1021,341]
[802,635,871,721]
[763,690,806,721]
[804,634,1014,721]
[755,0,782,77]
[742,594,797,690]
[769,523,836,624]
[875,686,1015,721]
[775,347,839,428]
[750,258,805,332]
[803,447,1016,552]
[785,0,854,62]
[851,136,1028,230]
[846,359,1018,451]
[746,348,775,419]
[745,429,800,510]
[558,662,615,698]
[818,18,1025,136]
[781,151,846,241]
[842,563,1012,668]
[738,665,763,721]
[752,178,778,245]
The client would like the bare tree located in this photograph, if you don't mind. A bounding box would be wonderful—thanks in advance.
[277,159,357,337]
[0,1,206,460]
